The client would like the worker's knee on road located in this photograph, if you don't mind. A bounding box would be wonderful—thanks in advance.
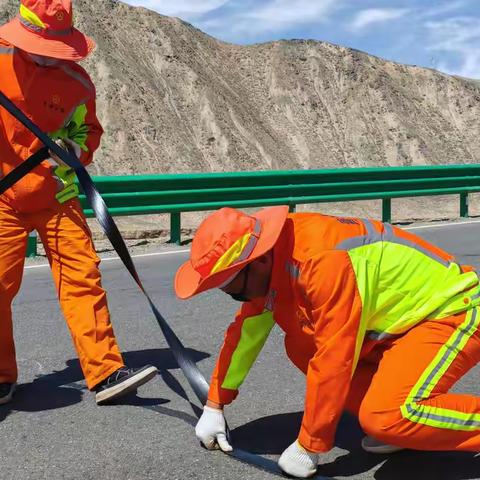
[358,402,408,444]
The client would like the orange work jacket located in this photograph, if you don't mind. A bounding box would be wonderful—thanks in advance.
[0,39,103,213]
[207,213,479,452]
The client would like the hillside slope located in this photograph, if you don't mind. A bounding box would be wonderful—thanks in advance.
[1,0,478,177]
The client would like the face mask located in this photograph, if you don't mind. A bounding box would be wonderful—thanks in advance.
[227,264,251,303]
[28,53,60,67]
[229,293,250,303]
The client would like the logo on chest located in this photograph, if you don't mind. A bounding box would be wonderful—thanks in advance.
[43,94,65,114]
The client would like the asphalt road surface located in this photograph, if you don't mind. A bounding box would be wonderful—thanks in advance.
[1,219,480,480]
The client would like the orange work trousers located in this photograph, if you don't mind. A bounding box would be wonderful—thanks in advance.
[345,309,480,451]
[0,197,124,389]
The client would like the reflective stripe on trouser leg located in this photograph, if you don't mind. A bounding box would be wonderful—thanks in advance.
[401,307,480,431]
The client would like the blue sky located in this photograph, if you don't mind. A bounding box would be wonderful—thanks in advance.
[124,0,480,79]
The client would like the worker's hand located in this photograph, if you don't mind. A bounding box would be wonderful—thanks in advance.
[195,405,233,452]
[50,138,81,166]
[53,165,79,204]
[278,440,319,478]
[48,139,80,204]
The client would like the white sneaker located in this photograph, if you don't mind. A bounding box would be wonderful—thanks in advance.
[361,436,404,454]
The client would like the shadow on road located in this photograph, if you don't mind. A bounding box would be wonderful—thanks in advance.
[0,347,209,422]
[231,412,480,480]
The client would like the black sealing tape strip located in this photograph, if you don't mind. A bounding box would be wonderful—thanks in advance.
[0,90,329,479]
[0,146,50,195]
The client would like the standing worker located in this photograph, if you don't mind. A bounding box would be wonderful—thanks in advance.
[0,0,157,406]
[175,206,480,478]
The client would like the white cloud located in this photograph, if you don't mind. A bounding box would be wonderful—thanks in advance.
[225,0,342,37]
[244,0,338,25]
[350,8,409,32]
[420,0,467,19]
[426,17,480,78]
[126,0,229,17]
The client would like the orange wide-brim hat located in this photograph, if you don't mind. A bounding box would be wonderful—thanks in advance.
[175,206,289,299]
[0,0,95,61]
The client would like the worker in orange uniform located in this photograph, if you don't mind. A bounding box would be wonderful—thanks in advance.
[175,206,480,478]
[0,0,157,406]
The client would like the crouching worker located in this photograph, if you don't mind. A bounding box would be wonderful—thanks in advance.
[175,206,480,478]
[0,0,157,405]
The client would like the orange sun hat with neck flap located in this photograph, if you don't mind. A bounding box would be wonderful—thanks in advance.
[0,0,95,61]
[175,206,289,299]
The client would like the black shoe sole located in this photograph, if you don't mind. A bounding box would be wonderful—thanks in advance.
[95,366,158,405]
[0,383,16,405]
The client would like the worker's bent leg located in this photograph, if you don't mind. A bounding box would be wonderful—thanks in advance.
[359,309,480,451]
[35,200,124,389]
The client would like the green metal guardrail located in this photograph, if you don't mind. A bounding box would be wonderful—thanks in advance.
[26,164,480,256]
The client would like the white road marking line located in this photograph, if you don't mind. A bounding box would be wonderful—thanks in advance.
[404,219,480,230]
[23,219,480,270]
[24,249,190,270]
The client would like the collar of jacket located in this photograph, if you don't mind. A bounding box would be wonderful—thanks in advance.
[263,219,293,311]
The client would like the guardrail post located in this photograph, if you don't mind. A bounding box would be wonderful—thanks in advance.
[289,204,296,213]
[26,230,37,258]
[460,193,469,218]
[382,198,392,223]
[169,212,181,245]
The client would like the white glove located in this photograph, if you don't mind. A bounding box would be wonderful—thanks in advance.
[195,405,232,452]
[62,138,81,159]
[50,138,81,167]
[278,440,319,478]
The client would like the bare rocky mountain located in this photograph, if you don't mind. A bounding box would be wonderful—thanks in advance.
[1,0,479,177]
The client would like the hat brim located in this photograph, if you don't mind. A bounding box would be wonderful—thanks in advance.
[0,17,95,60]
[175,205,289,299]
